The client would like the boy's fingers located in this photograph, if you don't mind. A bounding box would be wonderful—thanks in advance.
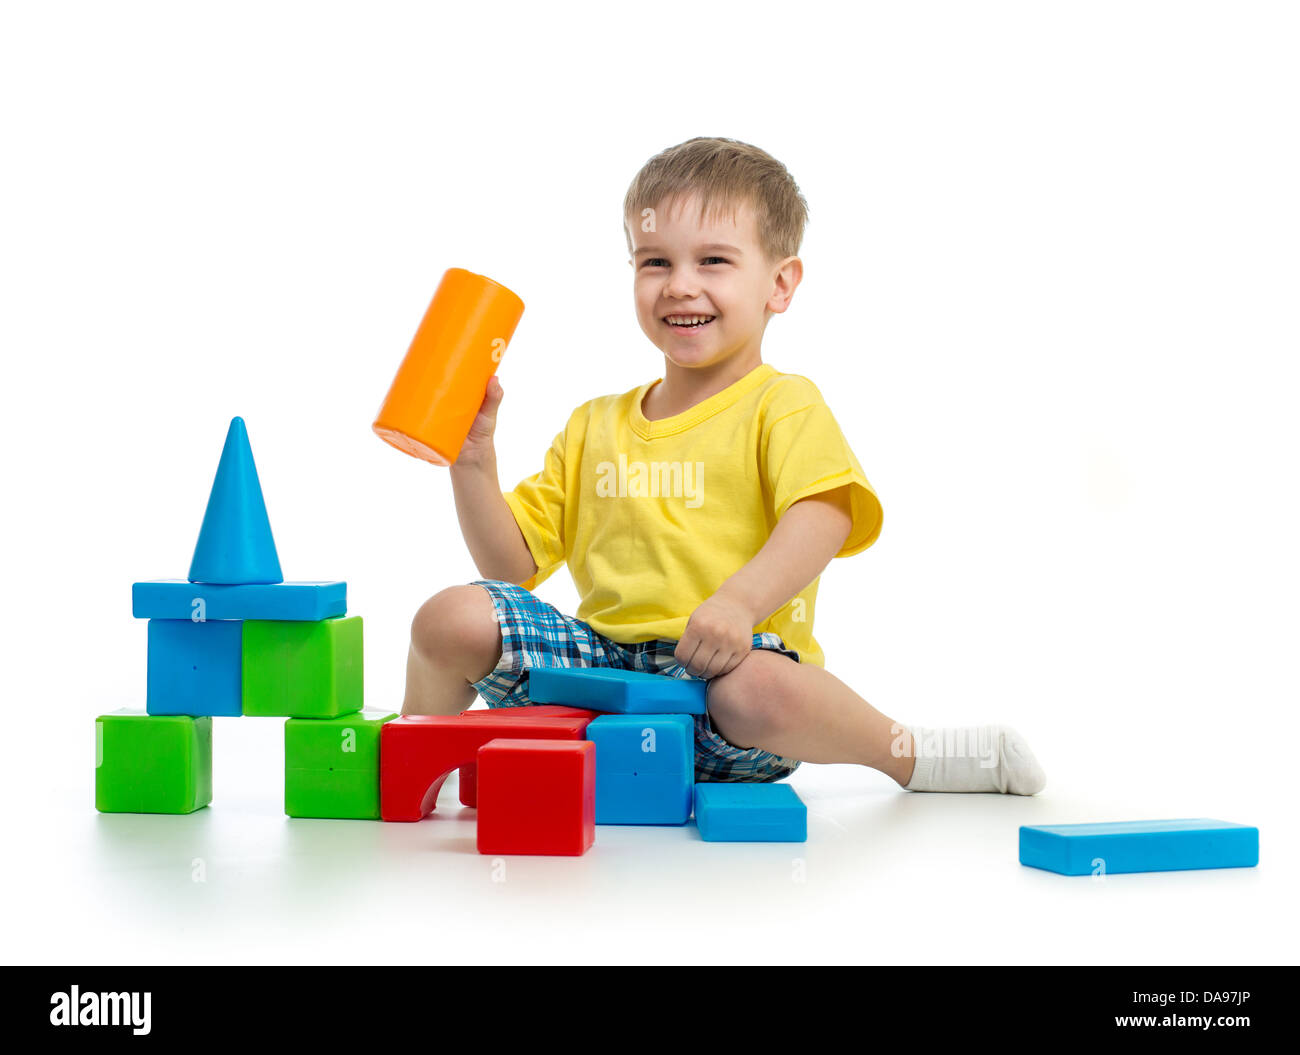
[473,378,503,422]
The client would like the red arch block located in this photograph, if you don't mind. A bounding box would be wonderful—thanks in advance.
[456,705,596,807]
[380,712,593,821]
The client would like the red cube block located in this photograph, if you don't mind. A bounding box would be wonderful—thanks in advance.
[476,738,595,856]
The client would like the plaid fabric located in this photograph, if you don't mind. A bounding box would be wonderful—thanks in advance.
[468,579,802,783]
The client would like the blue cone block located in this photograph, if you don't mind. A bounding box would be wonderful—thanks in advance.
[1019,819,1259,875]
[694,782,807,842]
[188,416,283,585]
[527,666,706,715]
[587,714,694,824]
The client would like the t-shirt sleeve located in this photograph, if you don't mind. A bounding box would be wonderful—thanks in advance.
[762,392,883,558]
[501,424,569,591]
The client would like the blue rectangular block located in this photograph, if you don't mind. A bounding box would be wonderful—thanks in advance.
[147,618,243,717]
[133,580,347,622]
[527,666,706,715]
[1019,819,1259,875]
[587,714,694,824]
[694,782,807,842]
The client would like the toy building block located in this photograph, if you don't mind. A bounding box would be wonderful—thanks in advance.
[458,705,597,719]
[380,712,592,821]
[147,618,243,716]
[1018,819,1260,876]
[285,709,398,819]
[95,709,212,814]
[527,665,707,715]
[586,713,694,825]
[693,782,807,842]
[133,580,347,622]
[188,416,283,585]
[373,268,526,467]
[242,616,362,718]
[476,738,595,856]
[455,704,598,807]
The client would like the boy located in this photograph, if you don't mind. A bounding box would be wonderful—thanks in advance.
[402,136,1045,795]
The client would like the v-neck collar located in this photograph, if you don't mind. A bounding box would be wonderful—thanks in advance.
[630,362,776,439]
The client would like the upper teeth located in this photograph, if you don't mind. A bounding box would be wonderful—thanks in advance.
[667,315,714,325]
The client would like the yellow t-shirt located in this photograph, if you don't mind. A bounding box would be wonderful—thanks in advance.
[501,361,882,668]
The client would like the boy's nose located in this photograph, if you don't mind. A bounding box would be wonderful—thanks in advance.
[662,279,701,300]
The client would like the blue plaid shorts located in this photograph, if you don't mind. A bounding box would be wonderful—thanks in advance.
[467,580,802,783]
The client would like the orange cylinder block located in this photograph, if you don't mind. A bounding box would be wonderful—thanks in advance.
[373,268,525,466]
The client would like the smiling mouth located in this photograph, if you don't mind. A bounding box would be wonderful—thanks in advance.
[664,315,716,332]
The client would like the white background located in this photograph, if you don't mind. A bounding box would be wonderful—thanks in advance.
[2,0,1295,965]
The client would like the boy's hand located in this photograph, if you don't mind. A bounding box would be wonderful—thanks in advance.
[453,375,505,470]
[674,592,756,680]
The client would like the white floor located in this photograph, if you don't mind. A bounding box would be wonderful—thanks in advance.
[6,710,1288,965]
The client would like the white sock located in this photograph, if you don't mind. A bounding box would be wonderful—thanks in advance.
[901,724,1046,795]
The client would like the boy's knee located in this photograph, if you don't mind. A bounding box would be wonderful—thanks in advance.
[705,650,794,744]
[410,584,501,673]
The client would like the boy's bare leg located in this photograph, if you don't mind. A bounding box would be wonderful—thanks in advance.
[401,585,503,716]
[707,655,916,784]
[706,651,1045,793]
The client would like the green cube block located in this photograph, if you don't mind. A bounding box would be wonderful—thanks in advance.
[95,709,212,814]
[284,708,397,819]
[242,616,363,718]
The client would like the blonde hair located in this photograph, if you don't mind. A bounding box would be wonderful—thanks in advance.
[622,136,808,267]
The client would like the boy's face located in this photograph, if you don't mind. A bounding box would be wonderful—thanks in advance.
[628,192,801,373]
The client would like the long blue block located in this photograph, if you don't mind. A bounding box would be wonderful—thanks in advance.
[1019,819,1259,875]
[587,714,694,824]
[527,666,706,714]
[133,580,347,621]
[147,618,243,716]
[693,782,807,842]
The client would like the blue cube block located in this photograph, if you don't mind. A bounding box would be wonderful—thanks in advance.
[527,666,706,715]
[1019,819,1259,876]
[133,580,347,621]
[587,714,694,825]
[146,618,243,716]
[694,782,807,842]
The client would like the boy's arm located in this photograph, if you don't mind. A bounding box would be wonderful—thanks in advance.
[449,454,538,585]
[712,485,853,625]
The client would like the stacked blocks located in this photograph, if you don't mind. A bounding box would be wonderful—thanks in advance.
[693,783,807,842]
[96,709,212,814]
[1019,819,1260,875]
[285,709,398,819]
[100,416,366,817]
[525,667,807,840]
[512,669,704,828]
[476,739,595,855]
[136,418,355,722]
[381,669,800,853]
